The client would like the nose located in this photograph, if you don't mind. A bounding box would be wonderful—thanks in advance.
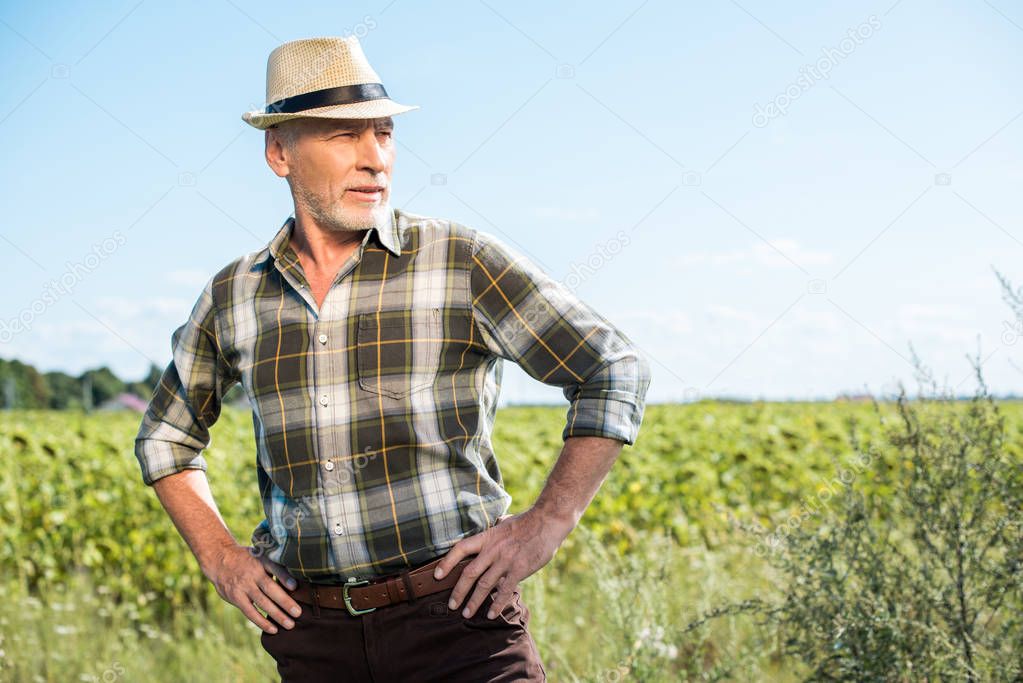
[355,126,388,175]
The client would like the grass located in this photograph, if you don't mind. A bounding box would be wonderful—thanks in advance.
[0,526,802,682]
[3,401,1020,680]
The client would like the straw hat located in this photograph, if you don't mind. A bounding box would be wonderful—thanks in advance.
[241,36,419,130]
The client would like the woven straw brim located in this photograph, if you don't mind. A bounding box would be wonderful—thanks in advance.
[242,98,419,130]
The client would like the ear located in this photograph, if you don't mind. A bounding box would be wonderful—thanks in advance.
[265,126,291,179]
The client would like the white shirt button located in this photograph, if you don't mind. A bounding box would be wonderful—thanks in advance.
[323,460,334,471]
[318,333,328,344]
[333,523,344,535]
[319,394,328,406]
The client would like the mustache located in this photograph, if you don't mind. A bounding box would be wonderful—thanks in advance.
[346,180,388,190]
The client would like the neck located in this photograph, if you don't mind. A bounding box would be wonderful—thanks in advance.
[291,207,370,269]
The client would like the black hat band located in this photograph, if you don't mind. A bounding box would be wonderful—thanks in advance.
[264,83,389,114]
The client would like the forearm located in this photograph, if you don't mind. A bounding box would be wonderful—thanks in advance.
[529,435,624,536]
[151,468,239,575]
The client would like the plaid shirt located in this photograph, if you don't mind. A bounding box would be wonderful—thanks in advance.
[134,207,651,583]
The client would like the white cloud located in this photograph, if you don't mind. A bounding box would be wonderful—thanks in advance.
[705,304,764,325]
[895,303,980,344]
[166,269,210,288]
[678,240,834,269]
[898,303,969,321]
[94,296,191,318]
[531,206,601,221]
[620,309,693,334]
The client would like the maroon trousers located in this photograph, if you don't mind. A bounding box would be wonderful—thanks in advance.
[260,573,548,682]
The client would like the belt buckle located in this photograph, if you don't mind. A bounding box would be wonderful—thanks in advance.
[343,577,376,616]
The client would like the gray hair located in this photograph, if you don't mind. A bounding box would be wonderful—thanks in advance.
[269,116,395,156]
[268,119,304,151]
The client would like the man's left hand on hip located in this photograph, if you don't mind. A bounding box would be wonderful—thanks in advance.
[434,508,572,619]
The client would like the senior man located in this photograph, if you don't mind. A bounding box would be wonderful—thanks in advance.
[134,36,651,682]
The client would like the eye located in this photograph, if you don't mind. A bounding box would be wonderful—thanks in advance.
[377,130,393,139]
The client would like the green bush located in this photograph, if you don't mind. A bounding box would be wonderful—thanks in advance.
[725,354,1023,681]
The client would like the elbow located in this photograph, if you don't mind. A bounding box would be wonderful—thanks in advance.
[562,342,651,404]
[633,346,652,405]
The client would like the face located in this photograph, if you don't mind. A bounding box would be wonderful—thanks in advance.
[266,116,396,233]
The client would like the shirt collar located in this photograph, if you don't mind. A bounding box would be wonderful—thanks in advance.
[251,208,404,270]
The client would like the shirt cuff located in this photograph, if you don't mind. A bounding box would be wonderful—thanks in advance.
[562,390,646,445]
[134,438,209,486]
[251,519,276,551]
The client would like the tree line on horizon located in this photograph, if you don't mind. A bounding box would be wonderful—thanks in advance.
[0,357,246,410]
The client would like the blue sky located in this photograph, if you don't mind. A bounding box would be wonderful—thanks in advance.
[1,0,1022,403]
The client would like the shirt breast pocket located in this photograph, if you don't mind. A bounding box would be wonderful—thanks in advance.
[356,308,443,400]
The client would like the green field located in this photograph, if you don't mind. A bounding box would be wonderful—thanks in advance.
[2,400,1020,681]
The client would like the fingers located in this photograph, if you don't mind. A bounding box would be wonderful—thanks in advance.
[450,548,505,617]
[209,546,304,635]
[447,545,494,611]
[255,555,303,618]
[236,592,280,634]
[261,556,298,590]
[434,533,485,580]
[486,579,519,620]
[251,584,297,631]
[460,563,509,619]
[257,573,304,622]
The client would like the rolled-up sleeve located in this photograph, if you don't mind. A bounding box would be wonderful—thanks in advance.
[468,229,651,445]
[134,274,238,485]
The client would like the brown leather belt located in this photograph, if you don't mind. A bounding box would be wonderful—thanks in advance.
[285,555,473,616]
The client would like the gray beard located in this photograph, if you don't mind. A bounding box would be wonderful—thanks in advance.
[294,184,391,234]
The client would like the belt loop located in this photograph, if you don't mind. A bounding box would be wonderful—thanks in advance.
[399,568,417,604]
